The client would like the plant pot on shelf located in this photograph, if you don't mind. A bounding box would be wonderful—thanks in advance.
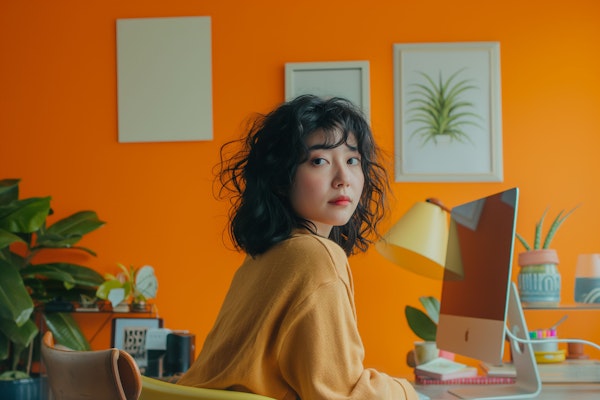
[517,249,561,307]
[0,376,48,400]
[131,300,152,312]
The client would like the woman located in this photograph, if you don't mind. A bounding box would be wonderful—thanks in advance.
[177,95,417,400]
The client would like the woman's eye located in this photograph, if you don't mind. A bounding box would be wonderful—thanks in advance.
[348,157,361,165]
[311,158,327,166]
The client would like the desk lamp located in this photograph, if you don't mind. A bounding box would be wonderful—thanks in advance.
[375,198,450,280]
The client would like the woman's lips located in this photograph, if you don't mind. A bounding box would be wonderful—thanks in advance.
[330,196,351,206]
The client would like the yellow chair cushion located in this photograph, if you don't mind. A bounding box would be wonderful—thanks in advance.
[140,376,276,400]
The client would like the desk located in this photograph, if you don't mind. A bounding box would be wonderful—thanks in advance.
[415,383,600,399]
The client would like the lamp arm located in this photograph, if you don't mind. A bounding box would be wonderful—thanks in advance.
[425,198,451,213]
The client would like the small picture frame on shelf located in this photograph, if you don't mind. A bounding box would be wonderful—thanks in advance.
[111,318,163,369]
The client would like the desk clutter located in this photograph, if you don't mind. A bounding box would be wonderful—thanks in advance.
[111,318,195,379]
[416,356,600,385]
[480,359,600,383]
[145,329,195,378]
[414,357,516,385]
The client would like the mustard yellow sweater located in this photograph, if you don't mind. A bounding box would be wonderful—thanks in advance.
[177,232,417,400]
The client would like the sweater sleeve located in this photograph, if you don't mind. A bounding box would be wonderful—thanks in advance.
[277,278,417,400]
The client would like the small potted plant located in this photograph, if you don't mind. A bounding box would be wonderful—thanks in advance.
[515,206,578,306]
[96,263,158,312]
[405,296,439,342]
[404,296,440,367]
[0,178,105,399]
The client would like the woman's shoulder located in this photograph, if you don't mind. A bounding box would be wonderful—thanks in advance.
[267,232,350,282]
[285,231,346,261]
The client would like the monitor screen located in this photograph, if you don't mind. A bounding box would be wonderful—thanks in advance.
[436,188,519,365]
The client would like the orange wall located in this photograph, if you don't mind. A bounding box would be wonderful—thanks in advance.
[2,0,599,377]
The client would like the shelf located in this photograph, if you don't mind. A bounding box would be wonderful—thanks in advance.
[523,303,600,311]
[38,301,157,315]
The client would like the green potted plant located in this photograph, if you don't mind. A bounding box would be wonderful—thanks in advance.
[96,263,158,312]
[0,178,105,398]
[515,206,578,306]
[404,296,439,367]
[405,296,439,342]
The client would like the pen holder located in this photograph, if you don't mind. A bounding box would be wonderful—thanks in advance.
[530,328,566,363]
[530,328,558,352]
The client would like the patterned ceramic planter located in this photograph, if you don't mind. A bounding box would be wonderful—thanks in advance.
[517,249,561,307]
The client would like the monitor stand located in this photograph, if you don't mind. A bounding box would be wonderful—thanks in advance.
[448,282,542,399]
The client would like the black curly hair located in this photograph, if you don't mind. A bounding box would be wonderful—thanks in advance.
[217,95,389,256]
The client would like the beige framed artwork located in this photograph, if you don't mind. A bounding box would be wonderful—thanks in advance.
[393,42,502,182]
[116,16,213,143]
[285,61,370,120]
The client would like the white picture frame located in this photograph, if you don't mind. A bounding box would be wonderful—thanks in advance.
[116,16,213,143]
[111,318,163,368]
[393,42,502,182]
[285,61,370,120]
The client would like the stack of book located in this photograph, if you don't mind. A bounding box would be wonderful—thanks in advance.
[415,358,516,385]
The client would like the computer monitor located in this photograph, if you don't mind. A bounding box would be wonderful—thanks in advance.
[437,188,518,364]
[436,188,541,399]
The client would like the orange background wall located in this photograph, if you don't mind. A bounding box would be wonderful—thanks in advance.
[2,0,599,377]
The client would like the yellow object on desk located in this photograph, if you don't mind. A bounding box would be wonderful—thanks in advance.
[534,349,566,363]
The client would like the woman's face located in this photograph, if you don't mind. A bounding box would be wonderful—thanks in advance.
[289,129,365,237]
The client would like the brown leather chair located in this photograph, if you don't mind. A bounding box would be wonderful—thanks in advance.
[42,330,276,400]
[41,331,141,400]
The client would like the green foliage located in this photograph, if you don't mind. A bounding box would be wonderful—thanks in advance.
[0,178,105,378]
[515,206,579,251]
[96,263,158,305]
[407,68,482,146]
[404,296,439,342]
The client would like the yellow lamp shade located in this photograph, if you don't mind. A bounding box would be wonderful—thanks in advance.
[376,201,449,280]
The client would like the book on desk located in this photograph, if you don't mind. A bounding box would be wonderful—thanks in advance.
[413,357,514,385]
[415,358,515,385]
[415,358,476,380]
[415,374,517,385]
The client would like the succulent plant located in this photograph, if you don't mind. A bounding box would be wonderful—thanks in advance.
[516,206,579,251]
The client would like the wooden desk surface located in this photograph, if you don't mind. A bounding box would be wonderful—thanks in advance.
[415,382,600,399]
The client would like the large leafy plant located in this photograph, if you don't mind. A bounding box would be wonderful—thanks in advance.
[0,178,105,379]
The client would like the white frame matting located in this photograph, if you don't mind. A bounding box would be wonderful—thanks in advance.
[393,42,502,182]
[116,16,213,143]
[285,61,370,120]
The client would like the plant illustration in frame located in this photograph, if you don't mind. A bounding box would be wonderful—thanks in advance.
[407,68,482,147]
[393,42,502,182]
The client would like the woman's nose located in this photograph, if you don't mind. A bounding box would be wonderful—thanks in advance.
[333,167,351,188]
